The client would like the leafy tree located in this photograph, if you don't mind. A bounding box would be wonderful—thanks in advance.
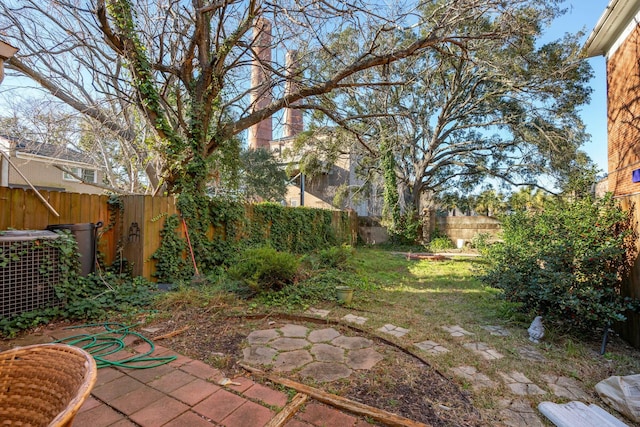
[482,195,639,332]
[472,189,507,217]
[507,186,552,212]
[0,0,572,199]
[296,3,593,219]
[209,148,287,202]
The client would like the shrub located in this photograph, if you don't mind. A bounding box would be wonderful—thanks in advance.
[0,273,157,337]
[471,232,492,251]
[428,229,454,251]
[481,194,638,332]
[227,246,300,293]
[317,245,354,270]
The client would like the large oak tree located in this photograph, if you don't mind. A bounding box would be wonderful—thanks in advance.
[0,0,567,197]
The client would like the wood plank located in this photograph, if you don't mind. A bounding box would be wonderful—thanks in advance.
[47,190,63,225]
[122,195,144,277]
[0,187,10,229]
[240,364,431,427]
[69,192,82,224]
[23,189,48,229]
[265,393,308,427]
[9,188,25,229]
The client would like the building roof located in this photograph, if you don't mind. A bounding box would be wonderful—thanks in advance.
[0,134,95,166]
[585,0,640,58]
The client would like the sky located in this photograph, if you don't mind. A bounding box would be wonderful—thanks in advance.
[546,0,612,174]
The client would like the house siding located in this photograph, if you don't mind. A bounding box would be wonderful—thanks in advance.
[7,156,103,195]
[607,23,640,196]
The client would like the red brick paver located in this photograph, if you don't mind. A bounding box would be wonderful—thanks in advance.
[129,395,189,426]
[193,389,246,422]
[298,402,359,426]
[92,375,144,402]
[181,359,225,381]
[170,378,221,406]
[109,385,165,415]
[162,410,217,427]
[220,400,275,427]
[72,403,126,427]
[243,383,289,407]
[148,369,196,393]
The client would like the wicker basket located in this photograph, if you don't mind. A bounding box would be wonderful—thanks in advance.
[0,343,97,427]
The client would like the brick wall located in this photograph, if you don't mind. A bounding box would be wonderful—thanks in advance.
[607,24,640,196]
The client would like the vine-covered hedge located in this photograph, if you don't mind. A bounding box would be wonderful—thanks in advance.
[152,198,355,283]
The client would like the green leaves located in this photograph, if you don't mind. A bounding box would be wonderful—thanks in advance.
[482,194,638,332]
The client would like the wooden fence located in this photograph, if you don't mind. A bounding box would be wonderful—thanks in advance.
[1,188,357,280]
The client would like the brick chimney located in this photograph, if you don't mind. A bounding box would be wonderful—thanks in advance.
[283,50,303,138]
[248,17,273,150]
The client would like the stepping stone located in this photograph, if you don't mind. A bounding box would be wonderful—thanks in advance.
[500,371,546,396]
[342,314,368,325]
[273,350,313,372]
[270,338,309,351]
[499,399,545,427]
[243,346,278,365]
[414,340,449,355]
[541,375,589,400]
[308,328,341,343]
[280,324,309,338]
[299,362,352,382]
[332,336,373,350]
[518,346,547,362]
[538,401,629,427]
[305,308,330,318]
[346,348,384,370]
[442,325,475,337]
[463,342,504,360]
[247,329,280,345]
[451,366,497,390]
[310,344,345,363]
[481,325,511,336]
[377,324,409,338]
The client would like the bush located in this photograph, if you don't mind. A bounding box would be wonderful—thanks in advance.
[227,246,300,294]
[471,232,492,251]
[428,229,454,251]
[317,245,354,270]
[481,194,638,332]
[0,273,157,337]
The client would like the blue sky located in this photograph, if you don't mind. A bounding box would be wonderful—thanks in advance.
[546,1,611,174]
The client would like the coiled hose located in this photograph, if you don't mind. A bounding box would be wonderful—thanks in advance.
[54,322,177,369]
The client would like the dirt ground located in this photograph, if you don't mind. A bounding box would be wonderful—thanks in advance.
[146,308,484,427]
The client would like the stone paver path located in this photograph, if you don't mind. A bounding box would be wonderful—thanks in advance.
[518,346,547,362]
[414,340,449,355]
[342,314,368,325]
[243,325,383,383]
[541,375,589,400]
[463,342,504,360]
[378,323,410,337]
[499,399,545,427]
[481,325,511,336]
[451,366,497,391]
[500,371,546,396]
[305,308,331,318]
[442,325,475,337]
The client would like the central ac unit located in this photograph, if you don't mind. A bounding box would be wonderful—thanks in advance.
[0,230,63,318]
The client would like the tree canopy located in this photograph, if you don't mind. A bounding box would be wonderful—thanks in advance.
[295,3,594,218]
[0,0,574,197]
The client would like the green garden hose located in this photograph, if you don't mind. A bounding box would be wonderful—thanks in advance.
[54,322,176,369]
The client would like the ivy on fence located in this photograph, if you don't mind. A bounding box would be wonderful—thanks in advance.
[153,198,353,283]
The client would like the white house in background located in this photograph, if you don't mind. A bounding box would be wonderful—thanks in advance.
[0,135,104,195]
